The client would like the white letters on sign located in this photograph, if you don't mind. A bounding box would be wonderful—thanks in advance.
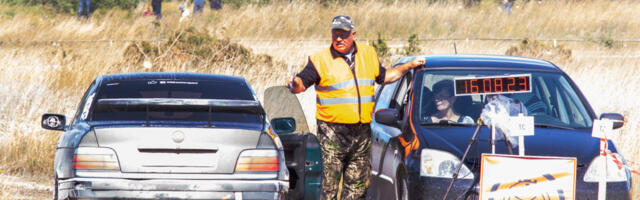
[509,116,534,136]
[591,119,613,139]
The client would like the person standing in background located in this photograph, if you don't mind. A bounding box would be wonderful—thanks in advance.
[77,0,91,20]
[151,0,162,19]
[503,0,514,14]
[193,0,204,15]
[209,0,221,10]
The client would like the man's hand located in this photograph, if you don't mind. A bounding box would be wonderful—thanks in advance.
[288,72,298,89]
[408,57,426,69]
[287,74,306,94]
[383,57,426,84]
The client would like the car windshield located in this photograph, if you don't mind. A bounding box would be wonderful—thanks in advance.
[419,70,593,129]
[90,80,261,124]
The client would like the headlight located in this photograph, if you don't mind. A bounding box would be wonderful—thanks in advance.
[583,153,629,182]
[421,149,474,179]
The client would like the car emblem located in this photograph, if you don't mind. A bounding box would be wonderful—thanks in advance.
[172,131,185,143]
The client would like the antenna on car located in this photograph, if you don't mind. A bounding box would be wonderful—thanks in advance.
[454,42,458,54]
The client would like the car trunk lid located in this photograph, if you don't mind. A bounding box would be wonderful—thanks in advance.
[94,127,261,174]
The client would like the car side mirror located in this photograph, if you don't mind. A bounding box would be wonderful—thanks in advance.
[42,113,66,131]
[375,109,400,128]
[271,117,296,134]
[600,113,624,130]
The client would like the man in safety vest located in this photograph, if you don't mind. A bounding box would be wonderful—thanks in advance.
[288,15,425,200]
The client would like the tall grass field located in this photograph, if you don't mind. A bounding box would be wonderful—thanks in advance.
[1,0,639,199]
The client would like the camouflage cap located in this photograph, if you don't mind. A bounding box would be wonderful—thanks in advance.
[331,15,355,32]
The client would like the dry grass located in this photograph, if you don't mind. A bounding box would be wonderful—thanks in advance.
[2,0,640,40]
[1,0,640,199]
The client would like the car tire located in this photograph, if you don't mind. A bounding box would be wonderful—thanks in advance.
[396,171,409,200]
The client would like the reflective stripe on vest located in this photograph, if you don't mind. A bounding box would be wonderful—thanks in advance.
[310,42,380,124]
[316,79,375,91]
[316,96,375,105]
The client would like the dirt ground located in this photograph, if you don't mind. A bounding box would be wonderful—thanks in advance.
[0,174,51,200]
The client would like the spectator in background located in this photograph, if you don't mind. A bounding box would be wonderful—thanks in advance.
[503,0,514,14]
[78,0,91,20]
[152,0,162,19]
[179,3,191,22]
[143,5,153,17]
[209,0,221,10]
[193,0,204,15]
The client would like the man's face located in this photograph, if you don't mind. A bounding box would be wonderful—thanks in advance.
[332,29,355,54]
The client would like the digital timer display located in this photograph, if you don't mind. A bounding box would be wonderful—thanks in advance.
[454,74,531,96]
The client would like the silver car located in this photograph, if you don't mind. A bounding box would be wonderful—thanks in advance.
[42,73,290,200]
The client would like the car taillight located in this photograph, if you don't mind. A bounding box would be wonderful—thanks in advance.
[73,147,120,170]
[235,149,279,172]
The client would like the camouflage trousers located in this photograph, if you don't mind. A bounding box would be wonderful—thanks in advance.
[317,120,371,200]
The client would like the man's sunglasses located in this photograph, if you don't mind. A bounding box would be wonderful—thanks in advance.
[332,30,352,39]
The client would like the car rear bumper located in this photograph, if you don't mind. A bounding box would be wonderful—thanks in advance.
[58,178,288,200]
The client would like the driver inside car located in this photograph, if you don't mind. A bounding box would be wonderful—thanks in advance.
[425,79,475,124]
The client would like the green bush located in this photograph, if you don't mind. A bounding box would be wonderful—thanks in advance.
[371,32,389,58]
[597,36,616,49]
[223,0,272,8]
[505,38,572,62]
[403,33,421,56]
[123,26,277,68]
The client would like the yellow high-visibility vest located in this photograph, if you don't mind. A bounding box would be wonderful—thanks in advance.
[310,42,380,124]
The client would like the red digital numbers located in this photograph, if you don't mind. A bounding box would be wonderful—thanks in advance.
[494,78,503,92]
[455,75,530,95]
[470,79,479,93]
[483,79,491,93]
[518,77,528,91]
[507,77,516,92]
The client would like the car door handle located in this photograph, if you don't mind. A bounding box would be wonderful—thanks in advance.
[305,161,319,167]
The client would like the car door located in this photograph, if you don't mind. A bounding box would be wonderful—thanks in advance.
[370,73,412,200]
[263,86,322,200]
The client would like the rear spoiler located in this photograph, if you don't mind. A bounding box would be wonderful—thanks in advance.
[97,98,265,114]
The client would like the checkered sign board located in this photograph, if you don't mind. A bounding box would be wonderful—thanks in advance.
[480,154,577,200]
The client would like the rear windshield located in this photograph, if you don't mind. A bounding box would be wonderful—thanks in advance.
[91,80,262,124]
[97,80,255,100]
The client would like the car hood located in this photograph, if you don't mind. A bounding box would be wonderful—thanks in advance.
[418,126,610,166]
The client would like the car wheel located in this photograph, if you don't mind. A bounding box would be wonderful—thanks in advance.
[396,171,409,200]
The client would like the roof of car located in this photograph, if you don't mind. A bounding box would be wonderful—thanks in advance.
[97,72,247,84]
[395,55,561,72]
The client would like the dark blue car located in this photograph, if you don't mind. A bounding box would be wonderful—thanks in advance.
[368,55,632,199]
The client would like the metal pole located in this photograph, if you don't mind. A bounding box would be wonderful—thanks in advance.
[518,136,524,156]
[518,113,525,156]
[491,125,495,154]
[598,138,607,200]
[442,121,483,200]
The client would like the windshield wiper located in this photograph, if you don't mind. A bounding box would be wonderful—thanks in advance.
[420,121,575,130]
[535,123,575,130]
[420,120,475,127]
